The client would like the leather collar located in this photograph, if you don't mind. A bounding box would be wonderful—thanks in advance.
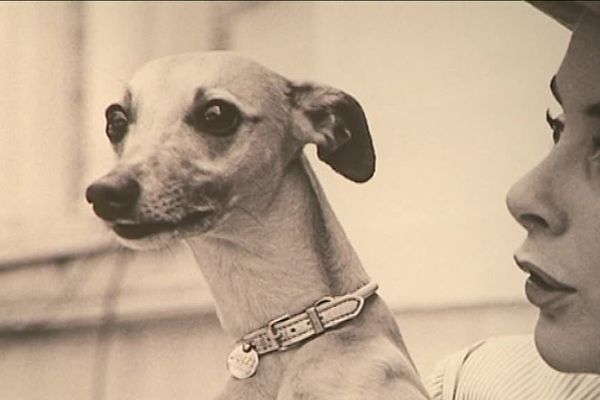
[226,282,378,379]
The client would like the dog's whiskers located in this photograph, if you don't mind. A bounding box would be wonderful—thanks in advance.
[231,204,265,228]
[207,233,271,263]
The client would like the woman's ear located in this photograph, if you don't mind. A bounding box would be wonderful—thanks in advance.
[288,81,375,183]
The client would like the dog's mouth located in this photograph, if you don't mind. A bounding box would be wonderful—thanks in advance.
[112,209,216,240]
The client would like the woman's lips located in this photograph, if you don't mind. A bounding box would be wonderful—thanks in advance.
[515,259,576,309]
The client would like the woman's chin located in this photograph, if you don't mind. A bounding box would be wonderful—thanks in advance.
[534,314,600,374]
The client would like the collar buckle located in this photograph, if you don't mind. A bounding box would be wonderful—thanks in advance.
[314,295,334,307]
[267,314,290,350]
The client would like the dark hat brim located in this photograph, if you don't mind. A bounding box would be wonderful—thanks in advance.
[528,1,600,30]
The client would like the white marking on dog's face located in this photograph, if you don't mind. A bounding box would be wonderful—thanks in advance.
[95,52,301,248]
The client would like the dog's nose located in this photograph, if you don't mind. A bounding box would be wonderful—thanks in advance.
[85,174,140,220]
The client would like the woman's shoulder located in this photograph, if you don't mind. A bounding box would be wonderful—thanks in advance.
[427,335,600,400]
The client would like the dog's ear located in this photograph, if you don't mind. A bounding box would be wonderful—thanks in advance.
[288,81,375,183]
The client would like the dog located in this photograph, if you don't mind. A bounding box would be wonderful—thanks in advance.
[85,52,428,399]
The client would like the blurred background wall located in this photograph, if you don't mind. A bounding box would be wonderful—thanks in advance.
[0,2,569,399]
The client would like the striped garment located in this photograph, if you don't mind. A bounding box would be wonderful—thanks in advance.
[427,335,600,400]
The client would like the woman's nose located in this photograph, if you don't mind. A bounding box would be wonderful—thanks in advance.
[506,161,567,235]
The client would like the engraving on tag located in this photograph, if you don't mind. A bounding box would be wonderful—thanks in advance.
[227,343,259,379]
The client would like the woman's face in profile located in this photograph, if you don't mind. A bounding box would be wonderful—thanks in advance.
[506,13,600,374]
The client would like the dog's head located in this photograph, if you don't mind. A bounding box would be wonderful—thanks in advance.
[86,52,375,248]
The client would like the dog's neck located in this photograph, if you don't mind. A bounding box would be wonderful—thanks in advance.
[185,154,370,338]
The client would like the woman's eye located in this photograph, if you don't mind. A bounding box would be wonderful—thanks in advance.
[546,109,564,144]
[105,105,129,144]
[191,100,241,136]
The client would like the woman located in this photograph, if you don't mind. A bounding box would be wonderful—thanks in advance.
[428,2,600,398]
[507,1,600,374]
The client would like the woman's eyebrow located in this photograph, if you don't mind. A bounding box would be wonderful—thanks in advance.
[550,75,600,117]
[584,102,600,118]
[550,75,562,105]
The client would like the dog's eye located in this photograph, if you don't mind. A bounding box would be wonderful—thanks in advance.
[105,105,129,144]
[191,100,240,136]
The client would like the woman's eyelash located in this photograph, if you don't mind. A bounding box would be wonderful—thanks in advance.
[546,108,564,144]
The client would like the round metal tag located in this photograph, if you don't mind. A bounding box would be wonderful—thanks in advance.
[227,343,259,379]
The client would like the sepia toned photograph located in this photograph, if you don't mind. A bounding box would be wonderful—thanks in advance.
[1,1,599,399]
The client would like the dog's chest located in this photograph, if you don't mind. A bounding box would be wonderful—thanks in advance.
[218,356,288,400]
